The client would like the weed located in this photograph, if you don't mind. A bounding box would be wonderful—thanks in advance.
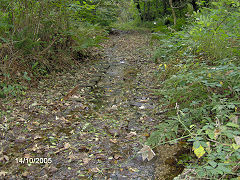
[148,0,240,178]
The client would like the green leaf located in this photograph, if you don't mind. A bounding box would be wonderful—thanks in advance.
[208,160,217,168]
[217,164,231,173]
[226,122,239,129]
[32,62,39,70]
[193,141,200,148]
[204,165,214,170]
[23,72,31,81]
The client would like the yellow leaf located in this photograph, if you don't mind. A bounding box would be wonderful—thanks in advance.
[164,64,167,70]
[193,145,205,158]
[232,143,240,150]
[208,73,211,78]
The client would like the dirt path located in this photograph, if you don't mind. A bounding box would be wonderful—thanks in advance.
[0,31,184,179]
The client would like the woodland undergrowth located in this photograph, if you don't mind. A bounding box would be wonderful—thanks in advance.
[148,0,240,179]
[0,0,117,98]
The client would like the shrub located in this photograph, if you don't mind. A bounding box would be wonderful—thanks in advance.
[148,0,240,178]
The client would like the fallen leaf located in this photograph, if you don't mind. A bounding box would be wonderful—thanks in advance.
[62,85,79,101]
[138,145,156,161]
[0,171,7,177]
[142,133,150,137]
[64,142,71,149]
[24,154,31,158]
[113,153,122,160]
[91,167,100,173]
[32,144,40,151]
[126,132,137,139]
[110,139,117,143]
[22,171,29,177]
[95,154,106,161]
[128,167,139,172]
[83,158,90,164]
[68,154,77,162]
[15,135,26,143]
[78,146,89,152]
[34,134,42,140]
[0,155,9,163]
[111,105,118,110]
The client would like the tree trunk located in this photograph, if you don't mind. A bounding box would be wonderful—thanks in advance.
[133,0,143,21]
[147,1,150,21]
[169,0,176,26]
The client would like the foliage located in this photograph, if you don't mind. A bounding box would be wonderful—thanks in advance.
[0,0,118,98]
[148,0,240,178]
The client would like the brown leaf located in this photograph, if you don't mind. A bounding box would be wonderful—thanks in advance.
[138,145,156,161]
[113,153,123,160]
[83,157,90,164]
[24,154,31,158]
[68,154,77,162]
[64,142,71,149]
[110,139,118,143]
[95,154,106,161]
[78,146,89,152]
[0,155,9,163]
[126,132,137,139]
[31,144,40,152]
[128,167,139,172]
[34,134,42,140]
[15,135,26,143]
[91,167,100,173]
[22,171,29,177]
[62,85,79,101]
[0,171,7,177]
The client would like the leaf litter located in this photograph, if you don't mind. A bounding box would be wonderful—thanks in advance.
[1,31,186,179]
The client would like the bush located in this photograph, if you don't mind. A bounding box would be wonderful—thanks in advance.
[148,0,240,178]
[0,0,114,98]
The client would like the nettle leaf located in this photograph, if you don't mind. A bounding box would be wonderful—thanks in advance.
[226,122,239,129]
[193,144,205,158]
[206,129,215,139]
[208,160,217,168]
[193,141,200,148]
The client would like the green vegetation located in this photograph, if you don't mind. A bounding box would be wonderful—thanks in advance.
[147,0,240,178]
[0,0,118,97]
[1,0,239,179]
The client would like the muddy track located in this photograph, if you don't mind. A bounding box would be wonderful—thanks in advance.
[0,31,184,179]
